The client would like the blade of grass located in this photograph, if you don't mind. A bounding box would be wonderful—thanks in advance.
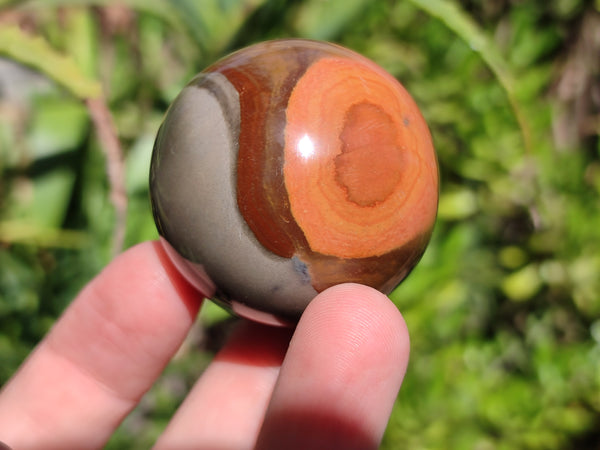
[408,0,532,153]
[0,221,89,248]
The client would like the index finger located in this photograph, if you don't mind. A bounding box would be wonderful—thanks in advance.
[0,241,203,449]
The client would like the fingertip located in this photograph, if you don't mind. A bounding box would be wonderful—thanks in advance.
[300,282,410,375]
[256,283,410,449]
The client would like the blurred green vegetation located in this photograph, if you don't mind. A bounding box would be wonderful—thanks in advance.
[1,0,599,448]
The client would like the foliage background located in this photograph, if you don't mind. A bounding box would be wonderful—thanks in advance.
[1,0,599,448]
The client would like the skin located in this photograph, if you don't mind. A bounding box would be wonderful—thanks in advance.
[0,241,410,449]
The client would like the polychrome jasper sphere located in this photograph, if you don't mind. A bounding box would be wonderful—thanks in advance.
[150,39,438,326]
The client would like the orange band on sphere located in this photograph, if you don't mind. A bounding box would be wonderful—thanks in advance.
[284,57,438,259]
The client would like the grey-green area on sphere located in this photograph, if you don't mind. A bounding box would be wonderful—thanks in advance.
[150,72,318,324]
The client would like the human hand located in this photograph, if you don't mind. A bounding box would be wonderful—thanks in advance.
[0,241,409,449]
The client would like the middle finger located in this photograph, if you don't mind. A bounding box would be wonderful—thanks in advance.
[154,320,292,449]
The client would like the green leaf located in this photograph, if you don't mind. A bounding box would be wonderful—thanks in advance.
[6,168,77,231]
[27,96,90,159]
[502,264,543,301]
[0,25,101,99]
[62,7,99,80]
[438,188,478,220]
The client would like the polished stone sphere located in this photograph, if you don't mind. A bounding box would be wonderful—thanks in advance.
[150,39,438,326]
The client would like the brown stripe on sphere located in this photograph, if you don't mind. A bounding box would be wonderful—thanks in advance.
[301,231,434,294]
[210,42,327,258]
[150,71,320,320]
